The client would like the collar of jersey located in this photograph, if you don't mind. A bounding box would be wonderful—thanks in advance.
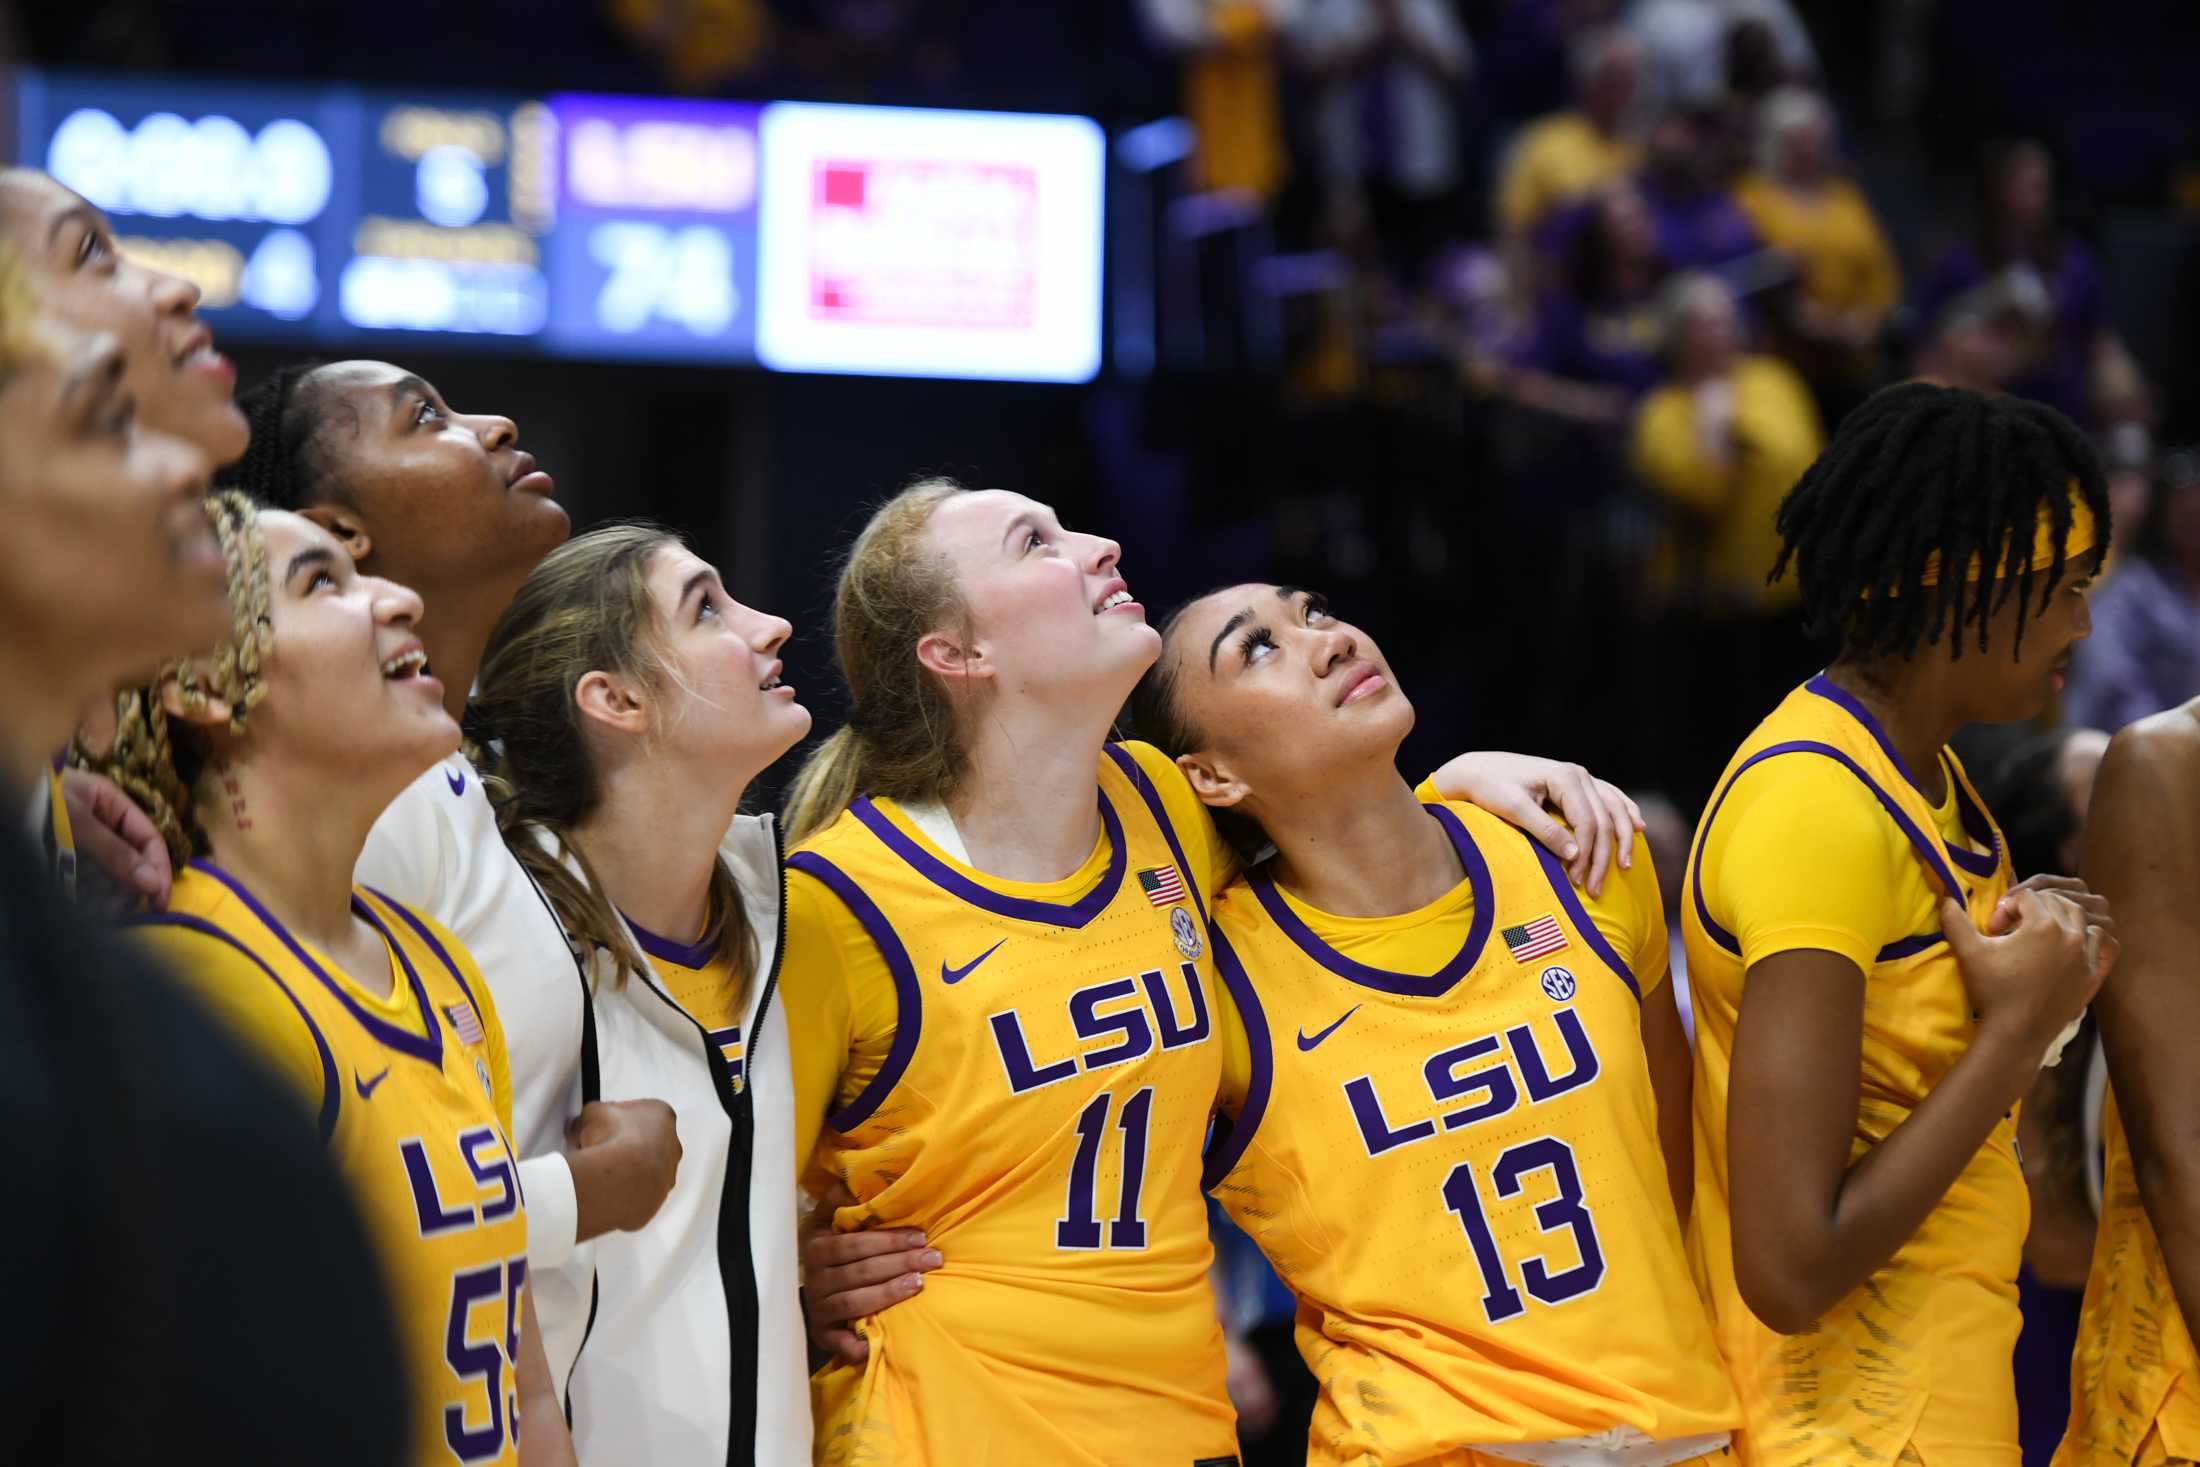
[1804,672,2003,876]
[1248,802,1496,998]
[189,858,444,1064]
[621,908,719,971]
[850,790,1127,927]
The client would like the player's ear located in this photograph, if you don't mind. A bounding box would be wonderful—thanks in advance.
[1176,751,1249,810]
[573,668,649,737]
[915,629,993,692]
[158,662,234,730]
[298,504,372,566]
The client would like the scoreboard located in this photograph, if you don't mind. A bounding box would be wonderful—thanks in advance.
[18,70,1102,383]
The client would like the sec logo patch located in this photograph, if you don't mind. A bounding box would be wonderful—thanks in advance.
[1539,965,1577,1001]
[1170,906,1204,960]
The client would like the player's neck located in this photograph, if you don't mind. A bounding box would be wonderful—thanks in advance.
[1261,764,1463,919]
[947,704,1112,884]
[196,751,393,983]
[569,754,752,950]
[413,581,505,725]
[1825,657,1958,804]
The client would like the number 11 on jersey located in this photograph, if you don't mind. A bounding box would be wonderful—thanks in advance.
[1058,1086,1153,1250]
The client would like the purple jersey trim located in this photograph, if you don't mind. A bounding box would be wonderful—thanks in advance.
[619,910,718,970]
[365,887,490,1033]
[787,850,923,1133]
[188,859,445,1064]
[1245,803,1495,998]
[123,909,342,1143]
[1523,832,1640,1002]
[1806,673,2002,876]
[1201,923,1271,1192]
[1690,740,1961,965]
[1100,743,1209,925]
[848,789,1127,927]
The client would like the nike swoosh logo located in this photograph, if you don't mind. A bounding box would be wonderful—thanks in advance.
[354,1067,391,1100]
[1296,1005,1360,1052]
[446,769,467,797]
[940,939,1006,986]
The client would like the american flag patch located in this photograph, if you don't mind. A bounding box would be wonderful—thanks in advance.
[445,999,486,1046]
[1137,865,1187,907]
[1501,915,1568,963]
[709,1024,745,1091]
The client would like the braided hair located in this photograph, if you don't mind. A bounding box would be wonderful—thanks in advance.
[78,490,274,864]
[215,362,337,511]
[1769,382,2109,662]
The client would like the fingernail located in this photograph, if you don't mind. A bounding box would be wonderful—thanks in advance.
[907,1232,926,1247]
[134,864,159,889]
[906,1274,925,1293]
[1563,843,1579,860]
[921,1249,943,1268]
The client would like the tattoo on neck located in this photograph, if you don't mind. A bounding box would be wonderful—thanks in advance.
[215,757,252,832]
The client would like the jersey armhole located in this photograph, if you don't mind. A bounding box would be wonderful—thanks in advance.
[125,912,342,1144]
[785,852,922,1133]
[1201,924,1272,1191]
[1518,828,1642,1002]
[1695,741,1965,967]
[1103,742,1211,923]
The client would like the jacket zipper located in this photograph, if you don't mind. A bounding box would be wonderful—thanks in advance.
[720,823,788,1466]
[620,824,787,1467]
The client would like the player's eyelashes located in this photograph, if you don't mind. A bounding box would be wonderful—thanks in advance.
[413,398,442,426]
[1237,624,1276,665]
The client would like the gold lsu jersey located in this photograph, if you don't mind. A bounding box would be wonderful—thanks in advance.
[1685,674,2023,1466]
[2056,1089,2200,1466]
[787,745,1240,1467]
[1207,798,1738,1465]
[627,917,748,1093]
[131,860,531,1467]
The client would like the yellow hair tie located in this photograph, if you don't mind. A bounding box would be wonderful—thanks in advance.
[1892,488,2097,594]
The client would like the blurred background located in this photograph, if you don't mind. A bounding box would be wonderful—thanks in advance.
[6,2,2197,1461]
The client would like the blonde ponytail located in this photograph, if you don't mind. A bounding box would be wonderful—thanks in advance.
[781,476,972,845]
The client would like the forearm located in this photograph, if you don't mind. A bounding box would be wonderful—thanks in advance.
[515,1291,578,1467]
[1746,1026,2038,1329]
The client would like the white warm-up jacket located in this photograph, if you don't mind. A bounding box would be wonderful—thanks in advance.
[544,811,811,1467]
[362,756,810,1464]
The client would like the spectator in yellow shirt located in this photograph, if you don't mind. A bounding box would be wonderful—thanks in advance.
[1495,26,1646,244]
[1731,87,1900,406]
[1632,273,1823,614]
[1631,273,1823,793]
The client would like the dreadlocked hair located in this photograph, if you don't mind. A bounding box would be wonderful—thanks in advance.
[472,521,753,996]
[1769,381,2109,662]
[216,361,337,510]
[1124,593,1273,868]
[76,490,274,865]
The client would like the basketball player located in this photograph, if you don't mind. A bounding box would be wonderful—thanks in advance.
[2056,698,2200,1460]
[1686,382,2117,1464]
[470,522,818,1464]
[779,477,1641,1464]
[0,249,407,1464]
[0,166,250,898]
[91,494,574,1466]
[1129,580,1743,1466]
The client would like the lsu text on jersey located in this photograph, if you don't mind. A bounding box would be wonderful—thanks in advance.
[1209,799,1737,1466]
[789,746,1240,1467]
[132,861,531,1467]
